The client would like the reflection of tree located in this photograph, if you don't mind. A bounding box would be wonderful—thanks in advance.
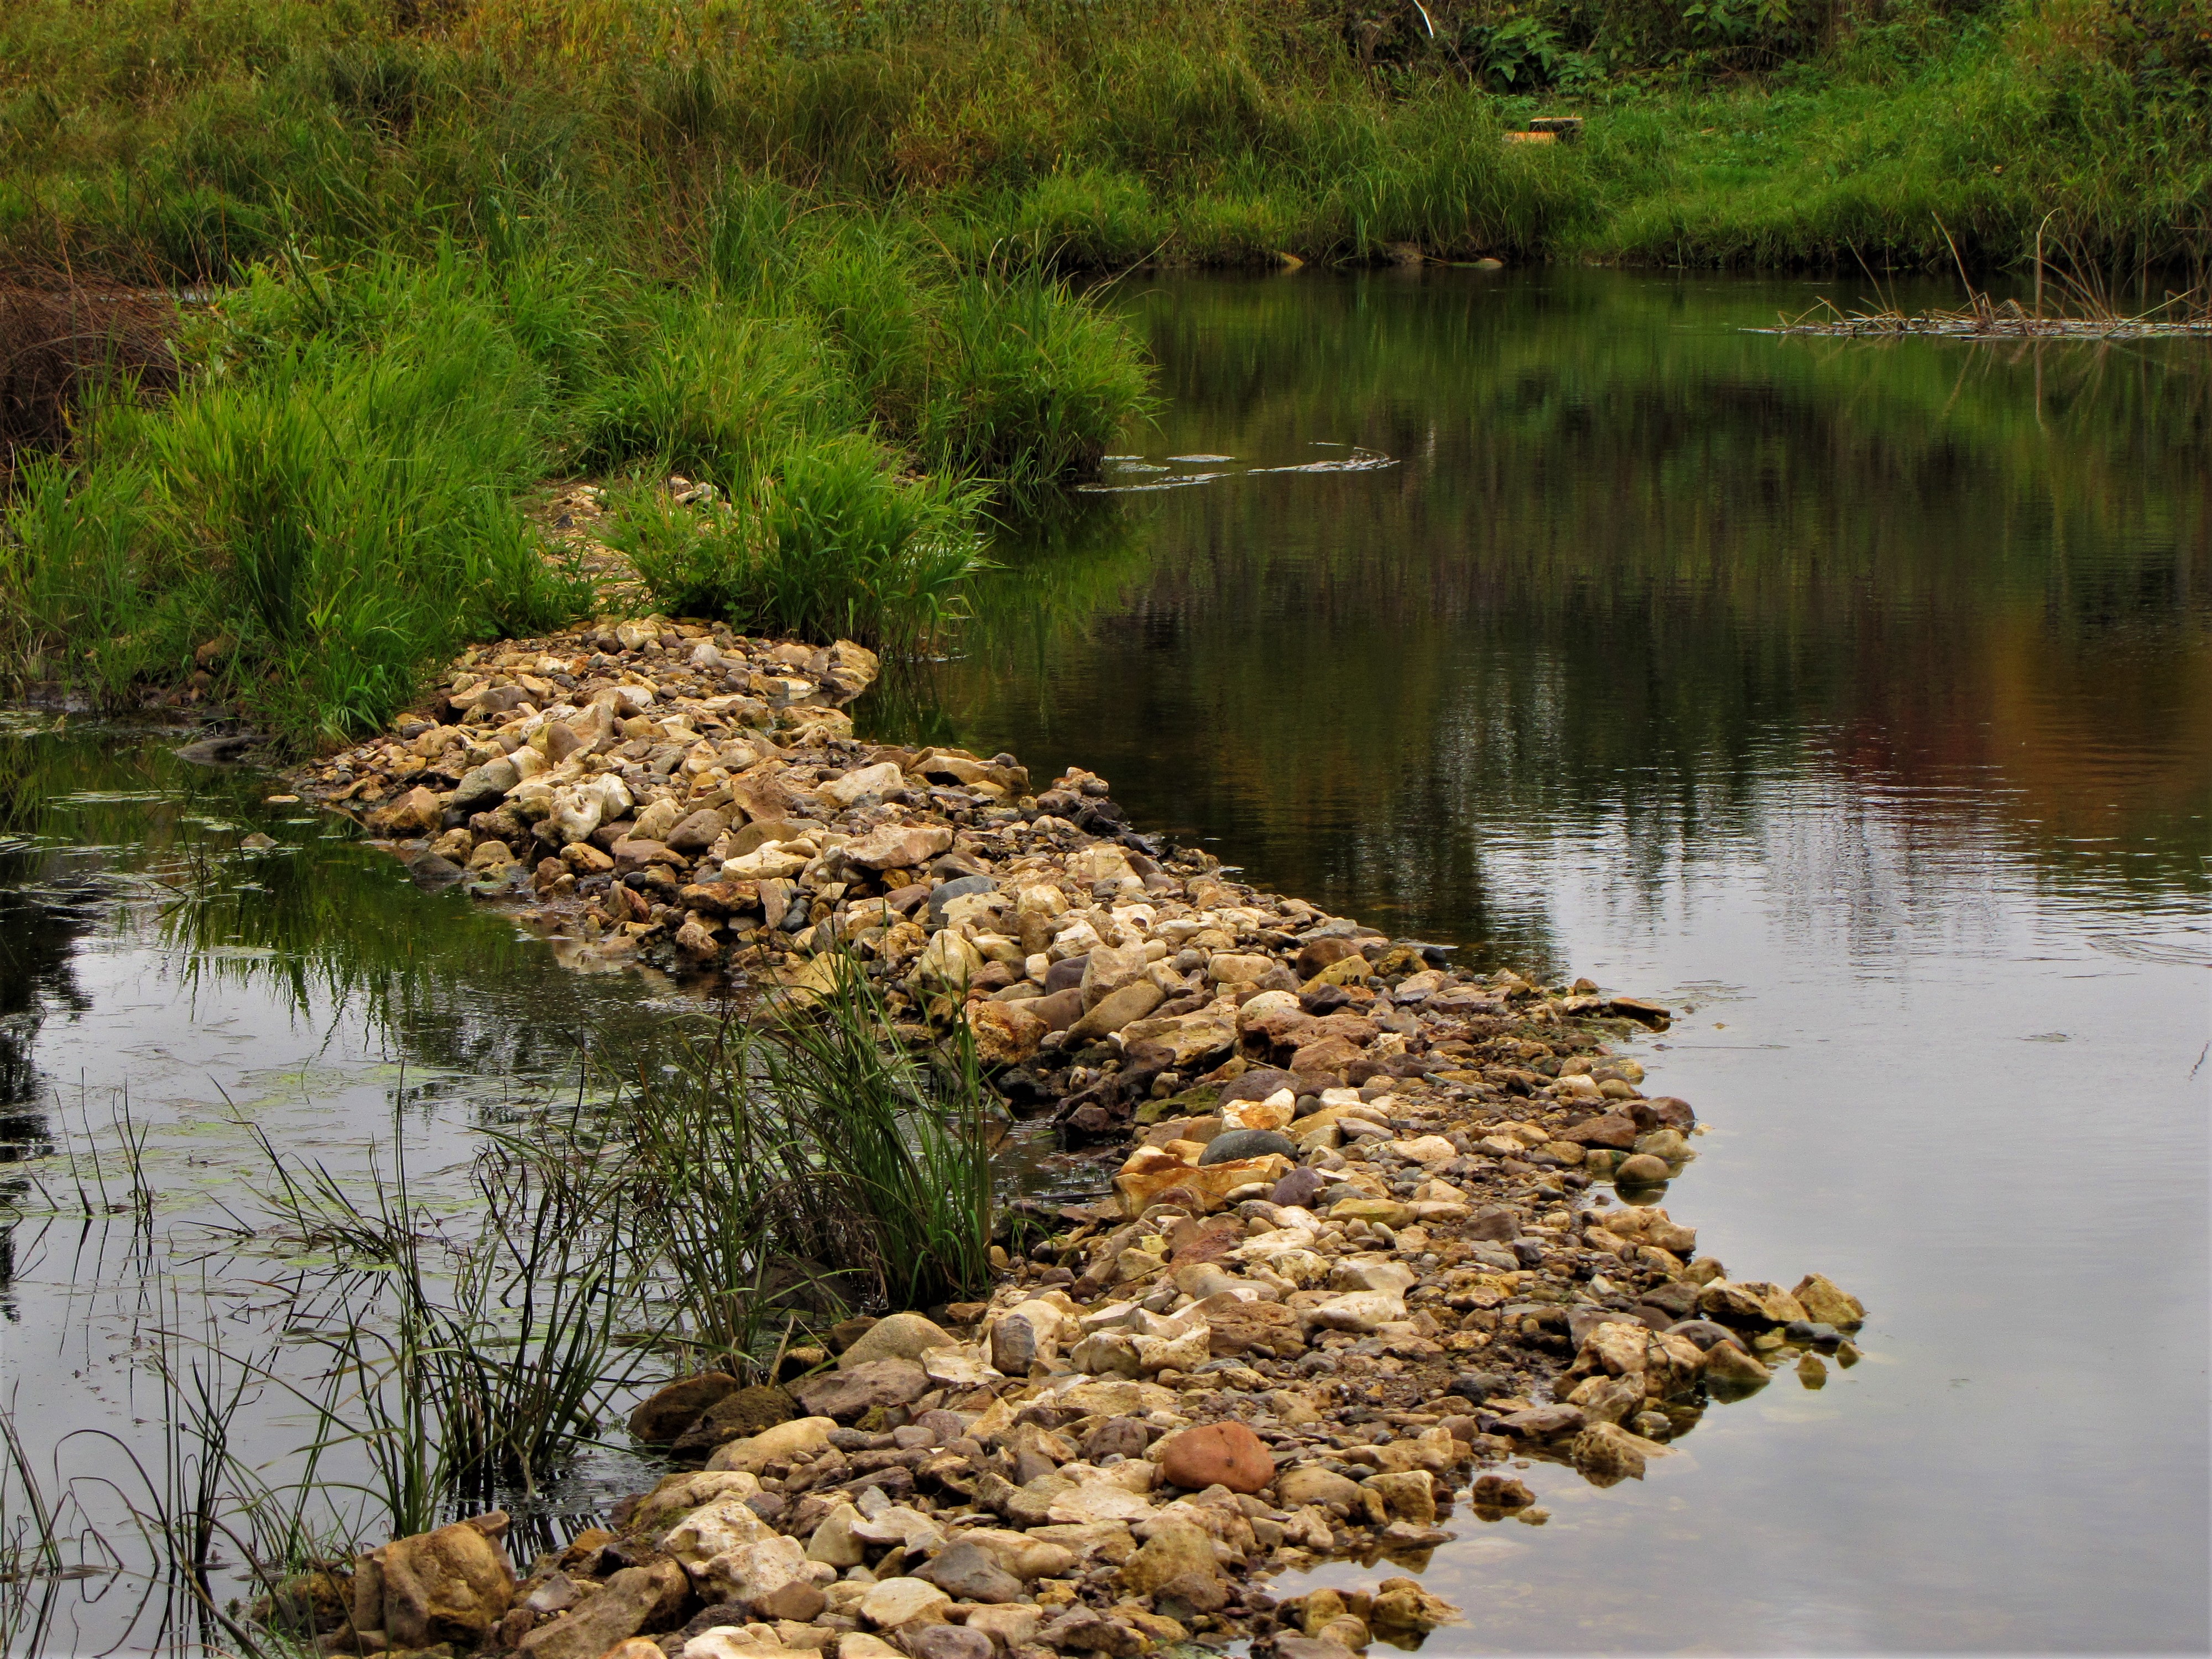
[895,270,2210,962]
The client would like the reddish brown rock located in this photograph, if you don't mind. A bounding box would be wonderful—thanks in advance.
[1158,1421,1275,1494]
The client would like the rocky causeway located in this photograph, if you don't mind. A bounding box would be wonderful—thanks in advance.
[276,612,1867,1659]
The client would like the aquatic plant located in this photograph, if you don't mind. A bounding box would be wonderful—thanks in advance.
[620,958,996,1372]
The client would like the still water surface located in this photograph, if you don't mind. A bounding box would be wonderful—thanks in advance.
[2,270,2206,1653]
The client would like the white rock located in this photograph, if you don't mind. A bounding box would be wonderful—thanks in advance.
[858,1577,951,1629]
[661,1494,769,1574]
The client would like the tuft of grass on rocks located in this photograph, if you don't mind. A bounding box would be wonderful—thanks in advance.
[603,435,984,654]
[621,959,996,1374]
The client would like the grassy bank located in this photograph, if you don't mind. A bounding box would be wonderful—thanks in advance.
[2,0,2204,278]
[1,0,2202,740]
[0,210,1150,745]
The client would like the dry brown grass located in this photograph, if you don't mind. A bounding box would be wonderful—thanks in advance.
[0,283,179,484]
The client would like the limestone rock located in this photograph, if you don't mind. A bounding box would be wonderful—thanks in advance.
[517,1563,683,1659]
[793,1358,931,1421]
[914,1540,1024,1603]
[858,1576,951,1629]
[846,823,954,872]
[1275,1465,1363,1510]
[967,998,1048,1065]
[1569,1421,1648,1482]
[707,1416,836,1473]
[360,1512,517,1650]
[1791,1273,1866,1327]
[836,1312,958,1371]
[1119,1521,1220,1595]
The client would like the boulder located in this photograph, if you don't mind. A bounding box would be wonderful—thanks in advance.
[1118,1522,1220,1596]
[820,761,906,807]
[1360,1470,1436,1525]
[967,998,1047,1065]
[358,1512,517,1650]
[1701,1342,1772,1386]
[1198,1128,1296,1165]
[629,1373,739,1444]
[1791,1273,1866,1327]
[1067,981,1165,1042]
[666,808,731,852]
[906,1625,994,1659]
[1698,1280,1808,1328]
[707,1416,837,1474]
[517,1563,684,1659]
[794,1359,930,1421]
[367,786,445,838]
[914,1541,1024,1604]
[1157,1422,1274,1494]
[1276,1465,1364,1510]
[836,1313,958,1371]
[694,1533,829,1613]
[451,758,519,811]
[1560,1113,1639,1150]
[846,824,955,872]
[1569,1421,1647,1482]
[858,1577,951,1629]
[1307,1291,1405,1333]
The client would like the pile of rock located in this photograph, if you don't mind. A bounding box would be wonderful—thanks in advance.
[281,615,1869,1659]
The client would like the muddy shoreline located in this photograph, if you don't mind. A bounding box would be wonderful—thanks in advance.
[272,614,1865,1659]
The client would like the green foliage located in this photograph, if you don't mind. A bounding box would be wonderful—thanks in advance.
[620,964,995,1369]
[2,257,591,746]
[607,435,984,650]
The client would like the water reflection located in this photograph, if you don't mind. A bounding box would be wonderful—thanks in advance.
[873,270,2210,1651]
[883,270,2209,964]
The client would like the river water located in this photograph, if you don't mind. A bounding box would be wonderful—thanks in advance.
[2,270,2208,1653]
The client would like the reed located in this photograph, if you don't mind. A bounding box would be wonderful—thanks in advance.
[621,958,996,1372]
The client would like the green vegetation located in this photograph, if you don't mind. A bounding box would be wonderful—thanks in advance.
[0,213,1150,746]
[0,0,2200,742]
[1,0,2201,278]
[622,963,995,1370]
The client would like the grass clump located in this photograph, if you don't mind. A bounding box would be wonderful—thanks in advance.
[1,258,590,745]
[607,436,984,653]
[0,213,1152,739]
[622,959,995,1373]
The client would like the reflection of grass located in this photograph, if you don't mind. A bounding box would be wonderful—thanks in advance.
[911,270,2210,920]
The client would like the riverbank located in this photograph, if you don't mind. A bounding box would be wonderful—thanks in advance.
[269,600,1866,1659]
[4,0,2204,285]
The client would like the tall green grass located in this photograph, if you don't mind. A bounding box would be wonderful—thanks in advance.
[623,962,995,1371]
[1,205,1152,740]
[606,437,985,653]
[1,0,2200,281]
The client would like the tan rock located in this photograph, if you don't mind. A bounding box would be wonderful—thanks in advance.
[858,1576,951,1629]
[1570,1421,1647,1482]
[844,823,954,871]
[836,1312,958,1371]
[706,1416,837,1474]
[967,998,1048,1065]
[1118,1521,1220,1595]
[360,1511,516,1650]
[1360,1470,1436,1525]
[1792,1273,1866,1327]
[368,785,445,838]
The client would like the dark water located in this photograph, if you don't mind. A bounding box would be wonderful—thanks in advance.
[1,270,2206,1654]
[874,270,2212,1652]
